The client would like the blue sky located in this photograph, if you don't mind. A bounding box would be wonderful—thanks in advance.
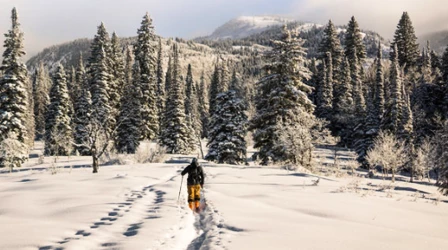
[0,0,446,58]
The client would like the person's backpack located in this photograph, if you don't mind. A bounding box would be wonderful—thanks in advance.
[189,164,201,184]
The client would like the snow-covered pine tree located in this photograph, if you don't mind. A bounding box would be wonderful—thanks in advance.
[185,64,194,116]
[124,47,134,89]
[198,72,209,138]
[390,12,420,71]
[319,20,343,69]
[25,70,35,148]
[333,57,353,118]
[373,43,385,127]
[134,13,158,140]
[399,84,413,142]
[208,60,220,116]
[206,79,247,164]
[66,66,78,105]
[116,63,142,154]
[160,44,191,154]
[184,64,199,151]
[0,8,29,168]
[315,59,327,117]
[250,25,315,166]
[383,45,403,134]
[73,56,92,155]
[33,63,51,140]
[156,38,165,130]
[87,22,114,133]
[164,55,172,94]
[219,60,230,93]
[344,16,367,63]
[44,64,73,156]
[110,32,125,119]
[351,48,366,118]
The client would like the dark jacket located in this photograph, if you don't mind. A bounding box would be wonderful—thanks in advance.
[181,162,204,186]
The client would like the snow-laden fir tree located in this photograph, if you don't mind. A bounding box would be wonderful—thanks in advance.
[33,62,51,140]
[25,71,35,148]
[351,48,366,117]
[165,55,172,95]
[44,64,73,156]
[87,23,114,133]
[134,13,159,140]
[66,66,78,106]
[344,16,366,63]
[206,78,247,164]
[116,63,142,153]
[219,59,230,93]
[390,12,420,71]
[184,64,200,151]
[382,45,403,134]
[316,53,333,120]
[399,84,413,142]
[73,56,92,156]
[319,20,343,69]
[373,43,385,127]
[333,57,353,118]
[160,44,191,153]
[124,47,134,89]
[156,38,165,130]
[110,32,125,118]
[208,60,220,116]
[250,25,315,166]
[0,8,29,168]
[198,72,209,138]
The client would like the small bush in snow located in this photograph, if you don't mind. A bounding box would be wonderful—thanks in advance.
[366,131,406,182]
[135,142,167,163]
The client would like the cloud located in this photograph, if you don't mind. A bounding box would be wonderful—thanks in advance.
[290,0,448,39]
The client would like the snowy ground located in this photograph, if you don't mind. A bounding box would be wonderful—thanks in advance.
[0,143,447,250]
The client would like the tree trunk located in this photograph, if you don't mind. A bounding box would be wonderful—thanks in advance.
[392,169,395,183]
[410,168,414,183]
[92,156,98,173]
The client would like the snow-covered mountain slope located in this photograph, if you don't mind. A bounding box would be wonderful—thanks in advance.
[207,16,293,40]
[419,30,448,54]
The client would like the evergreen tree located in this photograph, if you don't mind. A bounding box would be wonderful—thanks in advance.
[198,72,209,138]
[209,61,220,116]
[0,8,29,168]
[87,23,114,132]
[73,56,91,155]
[184,64,199,151]
[124,47,134,89]
[134,13,159,140]
[373,43,385,127]
[160,44,191,153]
[110,32,125,118]
[344,16,367,62]
[399,84,413,141]
[44,64,73,156]
[185,64,194,115]
[156,38,165,130]
[219,60,230,93]
[333,57,353,117]
[383,45,403,134]
[116,63,142,153]
[442,46,448,85]
[316,54,333,119]
[390,12,420,71]
[250,26,315,166]
[319,20,343,69]
[351,48,366,117]
[33,63,51,140]
[206,83,247,164]
[164,55,172,94]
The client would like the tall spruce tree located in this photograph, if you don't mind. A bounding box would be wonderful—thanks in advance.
[344,16,367,62]
[0,8,29,168]
[116,63,142,153]
[351,48,366,117]
[250,26,315,166]
[399,84,414,142]
[110,32,125,118]
[73,56,91,155]
[33,63,51,140]
[134,13,158,140]
[160,44,191,153]
[319,20,343,69]
[373,43,385,127]
[206,81,247,164]
[390,12,420,71]
[333,57,353,118]
[44,64,73,156]
[156,38,165,130]
[198,72,209,138]
[88,23,114,132]
[209,60,220,116]
[383,45,403,134]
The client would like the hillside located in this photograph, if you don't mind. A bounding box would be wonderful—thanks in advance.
[419,30,448,54]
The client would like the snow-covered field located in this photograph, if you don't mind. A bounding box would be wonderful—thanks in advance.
[0,144,447,250]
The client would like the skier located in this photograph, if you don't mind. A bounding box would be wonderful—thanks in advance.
[181,158,205,212]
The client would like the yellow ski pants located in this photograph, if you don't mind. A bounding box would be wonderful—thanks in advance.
[187,184,201,210]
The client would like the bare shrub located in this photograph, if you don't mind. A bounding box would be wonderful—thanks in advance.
[0,132,28,171]
[366,131,406,182]
[135,142,167,164]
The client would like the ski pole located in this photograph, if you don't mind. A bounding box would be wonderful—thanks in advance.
[177,176,183,204]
